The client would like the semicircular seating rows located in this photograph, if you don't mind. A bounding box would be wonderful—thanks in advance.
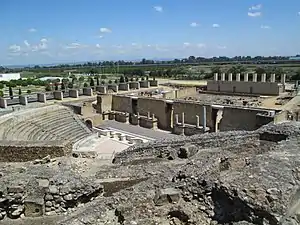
[0,105,92,143]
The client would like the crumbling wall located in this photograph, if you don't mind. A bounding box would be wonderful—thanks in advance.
[0,141,72,162]
[112,95,132,113]
[113,131,259,163]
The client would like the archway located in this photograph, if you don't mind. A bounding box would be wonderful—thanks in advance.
[85,119,93,129]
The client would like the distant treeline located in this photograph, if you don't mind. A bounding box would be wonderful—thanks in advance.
[1,55,300,73]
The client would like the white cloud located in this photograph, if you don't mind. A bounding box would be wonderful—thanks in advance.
[112,44,123,49]
[298,12,300,16]
[249,4,262,10]
[261,25,271,29]
[183,42,191,47]
[217,45,227,49]
[212,23,220,28]
[190,22,199,27]
[9,44,21,53]
[40,38,48,43]
[64,43,87,49]
[100,28,112,33]
[154,6,163,12]
[28,28,37,32]
[24,40,30,47]
[96,44,101,48]
[197,43,206,48]
[248,11,262,17]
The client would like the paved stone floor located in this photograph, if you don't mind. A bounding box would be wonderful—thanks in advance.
[98,120,177,140]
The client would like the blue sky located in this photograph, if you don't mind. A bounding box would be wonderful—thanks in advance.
[1,0,300,65]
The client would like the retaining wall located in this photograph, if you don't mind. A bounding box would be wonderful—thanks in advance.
[0,140,72,162]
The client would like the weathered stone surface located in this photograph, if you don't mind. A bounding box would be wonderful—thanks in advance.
[154,188,181,206]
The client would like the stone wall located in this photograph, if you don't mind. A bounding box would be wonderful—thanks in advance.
[112,95,132,113]
[219,107,274,131]
[173,101,212,128]
[175,87,197,98]
[207,80,280,96]
[0,140,72,162]
[96,94,112,113]
[137,98,170,130]
[113,130,259,163]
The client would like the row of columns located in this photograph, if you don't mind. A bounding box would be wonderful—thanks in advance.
[174,106,207,131]
[214,73,286,84]
[0,88,94,108]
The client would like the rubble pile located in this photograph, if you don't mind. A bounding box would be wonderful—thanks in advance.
[1,122,300,225]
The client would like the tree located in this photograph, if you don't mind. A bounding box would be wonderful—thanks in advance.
[146,76,149,80]
[0,83,4,89]
[125,76,129,82]
[119,75,125,83]
[114,79,119,84]
[27,90,31,94]
[45,85,52,91]
[0,90,3,97]
[101,80,105,85]
[84,83,88,87]
[108,80,112,84]
[135,77,139,81]
[68,83,73,89]
[72,77,77,84]
[90,78,95,87]
[54,83,59,90]
[79,76,85,82]
[9,86,13,99]
[61,82,66,90]
[101,74,107,79]
[18,88,22,96]
[141,77,145,81]
[96,77,100,86]
[254,67,266,75]
[130,77,134,82]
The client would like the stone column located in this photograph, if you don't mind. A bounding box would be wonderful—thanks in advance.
[221,73,225,81]
[196,115,200,128]
[261,73,266,82]
[83,87,93,96]
[0,97,7,108]
[271,74,276,83]
[37,93,46,103]
[244,73,249,82]
[236,73,240,81]
[19,96,28,105]
[147,112,150,119]
[203,106,207,132]
[53,91,63,100]
[228,73,233,81]
[281,74,286,85]
[214,73,218,81]
[253,73,257,82]
[69,89,79,98]
[181,112,185,126]
[175,114,179,125]
[152,114,155,121]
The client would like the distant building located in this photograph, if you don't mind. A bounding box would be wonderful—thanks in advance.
[0,73,21,81]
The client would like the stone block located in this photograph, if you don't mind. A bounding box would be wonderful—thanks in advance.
[96,86,107,94]
[129,82,140,89]
[24,199,44,217]
[178,144,198,158]
[83,87,93,96]
[0,97,7,108]
[53,91,63,100]
[37,93,46,103]
[139,81,150,88]
[107,84,118,92]
[149,80,158,86]
[69,89,79,98]
[118,83,130,91]
[154,188,181,206]
[19,95,28,105]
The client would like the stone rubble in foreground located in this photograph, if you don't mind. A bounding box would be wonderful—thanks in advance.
[1,122,300,225]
